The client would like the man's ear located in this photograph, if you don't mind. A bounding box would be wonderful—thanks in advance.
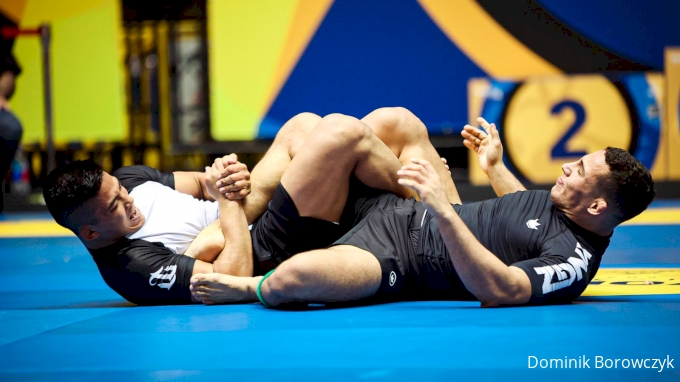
[587,198,608,216]
[79,225,99,241]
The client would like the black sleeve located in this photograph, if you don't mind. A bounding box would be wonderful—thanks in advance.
[96,240,196,305]
[512,240,595,305]
[112,165,175,192]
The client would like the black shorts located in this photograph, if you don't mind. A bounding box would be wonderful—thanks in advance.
[332,193,427,302]
[250,179,390,275]
[333,197,474,302]
[250,184,345,275]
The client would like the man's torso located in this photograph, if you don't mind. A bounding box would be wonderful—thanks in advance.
[126,181,219,254]
[418,190,610,303]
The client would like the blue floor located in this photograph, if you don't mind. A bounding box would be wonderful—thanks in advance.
[1,208,679,381]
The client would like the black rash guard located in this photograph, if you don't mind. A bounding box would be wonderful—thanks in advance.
[88,166,350,305]
[335,190,610,305]
[420,190,610,304]
[88,166,196,305]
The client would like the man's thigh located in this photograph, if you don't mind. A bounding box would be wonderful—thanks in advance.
[280,113,409,222]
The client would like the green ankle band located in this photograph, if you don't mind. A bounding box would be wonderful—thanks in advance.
[256,270,276,308]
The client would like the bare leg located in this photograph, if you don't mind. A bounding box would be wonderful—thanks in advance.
[263,245,382,305]
[193,108,455,263]
[241,112,321,223]
[361,107,461,204]
[241,108,457,223]
[190,114,405,298]
[191,110,425,262]
[190,245,381,306]
[280,113,416,222]
[182,113,320,264]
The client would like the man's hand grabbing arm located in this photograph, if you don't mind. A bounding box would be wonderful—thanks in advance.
[174,153,251,201]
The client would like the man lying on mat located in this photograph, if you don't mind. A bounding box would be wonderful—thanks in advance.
[190,118,655,308]
[43,107,455,305]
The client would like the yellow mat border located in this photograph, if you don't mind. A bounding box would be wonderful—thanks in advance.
[583,268,680,296]
[0,207,678,237]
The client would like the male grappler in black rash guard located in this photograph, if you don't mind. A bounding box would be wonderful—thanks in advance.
[190,118,654,308]
[43,108,458,305]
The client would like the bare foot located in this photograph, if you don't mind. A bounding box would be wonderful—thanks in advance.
[190,273,258,304]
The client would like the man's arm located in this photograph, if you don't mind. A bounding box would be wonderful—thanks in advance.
[398,158,531,307]
[203,157,253,276]
[462,117,526,196]
[173,153,251,201]
[173,171,212,200]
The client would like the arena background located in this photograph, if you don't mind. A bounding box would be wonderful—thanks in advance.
[2,0,680,206]
[1,2,680,381]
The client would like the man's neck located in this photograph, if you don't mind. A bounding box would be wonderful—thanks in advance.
[0,96,9,111]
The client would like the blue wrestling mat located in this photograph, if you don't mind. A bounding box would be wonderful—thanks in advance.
[0,202,679,381]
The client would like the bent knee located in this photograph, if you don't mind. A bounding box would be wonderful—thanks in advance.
[290,112,321,127]
[275,112,321,140]
[367,107,427,142]
[317,113,371,148]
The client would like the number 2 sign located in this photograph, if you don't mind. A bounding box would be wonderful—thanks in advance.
[467,73,663,185]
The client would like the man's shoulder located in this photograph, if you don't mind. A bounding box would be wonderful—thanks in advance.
[113,165,175,192]
[539,217,609,267]
[553,220,610,257]
[500,189,550,202]
[88,238,195,305]
[89,238,173,264]
[485,189,553,218]
[0,108,21,126]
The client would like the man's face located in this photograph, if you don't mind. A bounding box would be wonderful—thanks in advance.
[83,172,145,241]
[551,150,610,211]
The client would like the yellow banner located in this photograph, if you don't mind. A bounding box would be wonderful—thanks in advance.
[208,0,332,140]
[10,0,126,144]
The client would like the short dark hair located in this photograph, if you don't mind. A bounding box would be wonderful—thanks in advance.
[599,147,655,223]
[43,160,104,232]
[0,54,21,76]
